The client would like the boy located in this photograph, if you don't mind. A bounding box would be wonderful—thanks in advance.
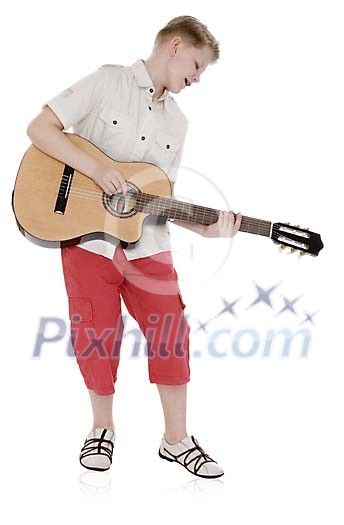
[27,15,241,478]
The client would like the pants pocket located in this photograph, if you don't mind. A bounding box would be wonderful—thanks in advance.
[68,297,93,322]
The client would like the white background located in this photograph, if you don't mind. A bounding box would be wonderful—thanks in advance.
[1,1,343,523]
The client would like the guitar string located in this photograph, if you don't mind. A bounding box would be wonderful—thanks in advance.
[59,184,284,228]
[59,182,273,226]
[58,183,307,235]
[57,184,304,240]
[63,187,272,229]
[56,189,308,244]
[65,188,273,233]
[59,183,255,219]
[64,188,273,234]
[62,185,226,216]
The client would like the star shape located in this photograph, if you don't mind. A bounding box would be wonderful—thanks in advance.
[275,294,303,317]
[247,281,282,310]
[300,310,319,325]
[211,296,242,320]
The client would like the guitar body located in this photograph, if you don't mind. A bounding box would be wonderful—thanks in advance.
[12,133,172,243]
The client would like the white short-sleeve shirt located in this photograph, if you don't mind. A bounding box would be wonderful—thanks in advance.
[43,59,188,260]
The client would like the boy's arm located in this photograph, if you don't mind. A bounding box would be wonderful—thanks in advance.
[27,66,110,182]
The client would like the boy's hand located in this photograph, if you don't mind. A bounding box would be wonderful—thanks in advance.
[202,211,242,238]
[92,165,129,196]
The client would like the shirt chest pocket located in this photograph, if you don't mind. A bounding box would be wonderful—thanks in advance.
[151,131,182,172]
[96,106,133,160]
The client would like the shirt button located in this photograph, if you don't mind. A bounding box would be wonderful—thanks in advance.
[166,144,170,149]
[148,106,152,110]
[112,120,117,125]
[149,88,154,93]
[141,136,145,141]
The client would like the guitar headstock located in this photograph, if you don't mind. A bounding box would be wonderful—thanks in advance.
[271,222,324,257]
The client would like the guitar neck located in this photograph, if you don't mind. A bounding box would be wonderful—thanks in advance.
[133,193,272,237]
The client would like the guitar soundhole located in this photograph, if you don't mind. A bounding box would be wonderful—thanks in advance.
[115,197,125,213]
[102,180,139,218]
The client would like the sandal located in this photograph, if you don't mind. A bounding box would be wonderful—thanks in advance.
[79,428,116,471]
[159,434,224,478]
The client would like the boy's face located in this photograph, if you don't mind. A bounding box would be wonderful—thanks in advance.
[166,37,213,93]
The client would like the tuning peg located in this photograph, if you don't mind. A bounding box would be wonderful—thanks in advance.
[299,250,306,257]
[289,247,296,253]
[279,244,286,251]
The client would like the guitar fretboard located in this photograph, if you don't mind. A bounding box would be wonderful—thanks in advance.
[133,193,272,237]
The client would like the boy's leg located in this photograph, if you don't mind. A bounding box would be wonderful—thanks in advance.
[156,383,188,443]
[61,245,125,428]
[87,388,115,431]
[117,250,190,438]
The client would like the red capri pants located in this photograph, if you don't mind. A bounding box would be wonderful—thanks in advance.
[61,244,190,395]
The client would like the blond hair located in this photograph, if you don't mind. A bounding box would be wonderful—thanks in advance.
[154,16,220,64]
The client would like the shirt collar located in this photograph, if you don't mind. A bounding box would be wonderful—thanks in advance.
[130,58,170,101]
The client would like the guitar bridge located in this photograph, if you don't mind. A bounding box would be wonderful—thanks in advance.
[54,164,74,215]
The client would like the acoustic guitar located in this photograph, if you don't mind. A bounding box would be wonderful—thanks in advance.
[12,133,323,256]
